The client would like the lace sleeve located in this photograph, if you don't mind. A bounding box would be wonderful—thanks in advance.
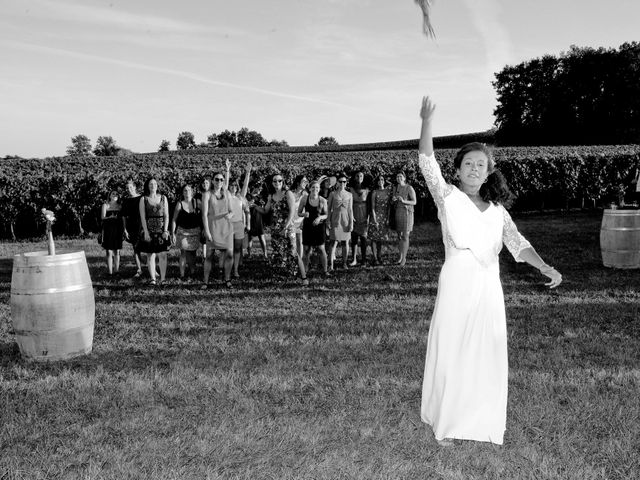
[418,152,453,211]
[501,207,532,262]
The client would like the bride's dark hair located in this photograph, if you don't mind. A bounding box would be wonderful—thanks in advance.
[453,142,515,208]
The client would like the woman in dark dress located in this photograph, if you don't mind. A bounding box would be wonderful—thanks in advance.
[298,180,329,276]
[101,190,123,275]
[121,179,143,277]
[170,184,201,280]
[138,177,170,285]
[247,182,269,259]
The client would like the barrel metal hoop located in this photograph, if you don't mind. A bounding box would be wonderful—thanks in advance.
[601,227,640,231]
[14,259,83,268]
[11,283,92,295]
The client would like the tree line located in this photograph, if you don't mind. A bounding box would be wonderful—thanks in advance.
[66,129,339,157]
[493,42,640,146]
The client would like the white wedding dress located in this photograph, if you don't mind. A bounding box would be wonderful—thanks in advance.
[418,152,531,445]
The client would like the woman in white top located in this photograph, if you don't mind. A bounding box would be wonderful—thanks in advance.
[417,96,562,447]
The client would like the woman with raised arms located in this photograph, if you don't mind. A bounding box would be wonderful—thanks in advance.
[417,96,562,447]
[201,168,234,289]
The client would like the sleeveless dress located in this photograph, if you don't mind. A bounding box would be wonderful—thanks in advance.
[392,184,415,233]
[368,189,391,241]
[328,190,353,242]
[302,196,326,247]
[249,195,267,237]
[175,199,201,251]
[418,152,532,445]
[137,196,170,253]
[121,195,141,247]
[101,208,123,250]
[269,193,298,276]
[207,192,233,250]
[350,187,369,237]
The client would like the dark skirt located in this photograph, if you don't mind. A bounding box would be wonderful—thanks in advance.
[101,217,123,250]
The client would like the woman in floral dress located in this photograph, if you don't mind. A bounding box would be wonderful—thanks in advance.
[138,178,170,285]
[367,175,392,265]
[257,174,308,285]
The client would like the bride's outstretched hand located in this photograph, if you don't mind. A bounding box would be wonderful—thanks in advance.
[420,96,436,121]
[540,265,562,289]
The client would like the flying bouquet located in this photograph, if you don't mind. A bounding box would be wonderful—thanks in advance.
[414,0,436,38]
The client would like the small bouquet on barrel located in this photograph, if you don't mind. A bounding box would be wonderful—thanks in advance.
[41,208,56,255]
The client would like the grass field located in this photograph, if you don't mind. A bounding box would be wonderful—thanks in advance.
[1,211,639,479]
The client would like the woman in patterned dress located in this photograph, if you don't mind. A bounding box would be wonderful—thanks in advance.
[257,174,308,285]
[100,190,123,275]
[170,184,201,280]
[391,171,417,266]
[327,173,354,270]
[367,175,392,265]
[138,178,170,285]
[348,171,370,266]
[417,96,562,447]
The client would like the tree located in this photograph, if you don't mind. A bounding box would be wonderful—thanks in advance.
[236,127,267,147]
[93,136,119,156]
[217,130,237,148]
[176,131,196,150]
[268,139,289,147]
[158,140,171,152]
[206,133,219,148]
[316,136,339,146]
[66,135,92,156]
[493,42,640,145]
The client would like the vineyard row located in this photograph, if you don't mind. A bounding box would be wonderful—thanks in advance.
[1,145,639,239]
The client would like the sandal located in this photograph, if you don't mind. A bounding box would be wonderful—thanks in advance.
[301,277,309,286]
[148,279,157,286]
[225,280,234,289]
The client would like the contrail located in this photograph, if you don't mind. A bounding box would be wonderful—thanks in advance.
[5,40,409,122]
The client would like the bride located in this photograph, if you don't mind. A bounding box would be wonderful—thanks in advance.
[417,96,562,446]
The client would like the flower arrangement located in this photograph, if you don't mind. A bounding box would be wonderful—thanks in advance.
[41,208,56,255]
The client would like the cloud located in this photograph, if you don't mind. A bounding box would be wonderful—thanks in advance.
[461,0,513,76]
[24,0,209,33]
[3,40,410,122]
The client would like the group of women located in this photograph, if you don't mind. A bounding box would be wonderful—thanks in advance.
[99,159,417,287]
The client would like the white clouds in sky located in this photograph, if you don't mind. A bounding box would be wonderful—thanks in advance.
[461,0,514,78]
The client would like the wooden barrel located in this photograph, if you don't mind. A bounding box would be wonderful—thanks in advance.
[10,251,95,361]
[600,209,640,269]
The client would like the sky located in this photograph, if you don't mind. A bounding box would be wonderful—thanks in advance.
[1,0,639,158]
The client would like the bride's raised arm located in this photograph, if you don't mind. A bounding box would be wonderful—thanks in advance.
[417,96,452,209]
